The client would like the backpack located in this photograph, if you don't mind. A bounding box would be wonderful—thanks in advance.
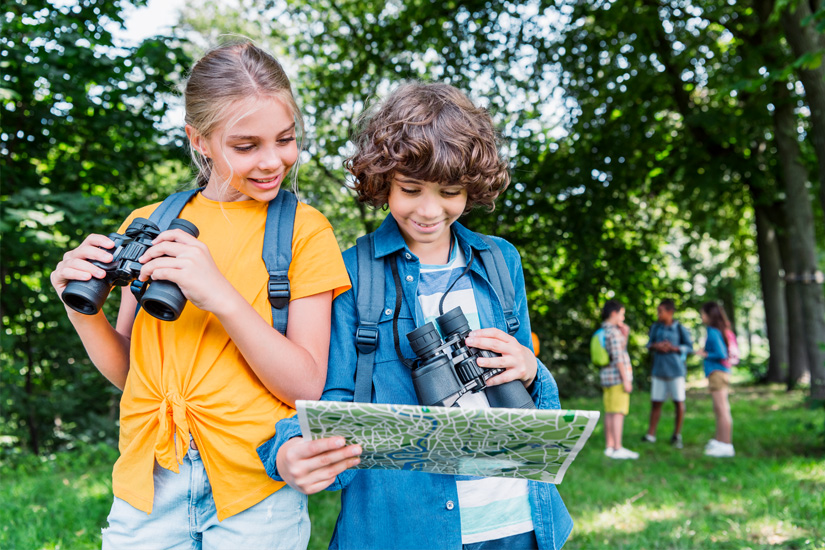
[721,329,740,367]
[352,231,521,403]
[590,328,610,367]
[130,188,297,335]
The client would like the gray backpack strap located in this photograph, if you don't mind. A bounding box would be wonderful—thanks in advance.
[133,189,201,314]
[477,235,520,335]
[353,234,384,403]
[147,188,200,229]
[262,190,297,336]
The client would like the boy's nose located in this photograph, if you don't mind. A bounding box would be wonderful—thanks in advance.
[417,193,443,219]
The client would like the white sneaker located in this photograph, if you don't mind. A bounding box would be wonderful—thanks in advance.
[705,438,721,450]
[641,434,656,443]
[604,448,615,457]
[611,447,639,460]
[704,442,735,457]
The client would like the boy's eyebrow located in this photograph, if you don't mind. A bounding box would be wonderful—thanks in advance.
[227,123,296,140]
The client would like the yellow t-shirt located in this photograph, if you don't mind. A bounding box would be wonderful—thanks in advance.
[111,192,351,520]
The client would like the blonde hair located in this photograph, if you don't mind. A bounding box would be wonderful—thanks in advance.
[183,40,304,189]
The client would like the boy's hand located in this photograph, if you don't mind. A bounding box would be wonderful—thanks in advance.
[695,349,708,358]
[623,380,633,394]
[618,322,630,339]
[276,436,361,495]
[464,328,537,388]
[51,234,115,297]
[137,229,235,314]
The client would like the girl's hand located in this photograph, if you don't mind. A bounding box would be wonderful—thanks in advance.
[696,349,708,358]
[276,436,361,495]
[464,328,538,388]
[137,229,235,313]
[50,234,115,297]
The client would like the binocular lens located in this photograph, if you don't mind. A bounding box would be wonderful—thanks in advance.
[62,278,111,315]
[436,307,470,337]
[407,322,442,357]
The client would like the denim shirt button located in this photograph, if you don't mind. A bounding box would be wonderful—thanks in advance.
[405,275,413,282]
[445,500,455,510]
[405,253,412,260]
[384,308,392,316]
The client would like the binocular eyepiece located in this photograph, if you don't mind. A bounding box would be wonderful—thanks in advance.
[406,307,535,409]
[61,217,199,321]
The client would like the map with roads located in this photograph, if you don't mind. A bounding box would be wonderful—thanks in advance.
[296,400,600,484]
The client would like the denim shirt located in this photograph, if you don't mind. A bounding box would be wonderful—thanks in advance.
[646,321,692,378]
[258,215,573,550]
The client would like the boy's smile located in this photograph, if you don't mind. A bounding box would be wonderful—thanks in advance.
[388,177,467,264]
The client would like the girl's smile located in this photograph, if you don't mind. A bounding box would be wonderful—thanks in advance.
[186,96,299,203]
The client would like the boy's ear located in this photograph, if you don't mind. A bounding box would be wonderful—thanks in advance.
[185,124,210,158]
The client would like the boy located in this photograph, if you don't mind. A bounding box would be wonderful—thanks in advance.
[599,299,638,460]
[258,82,572,549]
[642,299,692,449]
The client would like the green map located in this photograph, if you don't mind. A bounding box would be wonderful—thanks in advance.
[296,400,600,484]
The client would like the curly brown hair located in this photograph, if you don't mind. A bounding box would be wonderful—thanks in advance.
[345,82,510,212]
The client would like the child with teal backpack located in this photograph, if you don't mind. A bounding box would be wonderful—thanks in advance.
[50,41,351,549]
[258,82,572,549]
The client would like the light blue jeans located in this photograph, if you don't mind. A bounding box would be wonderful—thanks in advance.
[102,445,309,550]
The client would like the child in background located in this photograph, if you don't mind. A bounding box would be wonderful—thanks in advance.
[599,299,639,460]
[696,301,735,458]
[259,82,572,550]
[50,41,350,548]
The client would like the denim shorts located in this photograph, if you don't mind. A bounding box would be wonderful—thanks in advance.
[102,445,309,550]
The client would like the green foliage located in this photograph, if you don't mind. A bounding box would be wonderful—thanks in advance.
[1,0,191,454]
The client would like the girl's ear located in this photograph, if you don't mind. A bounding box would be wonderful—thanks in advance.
[185,124,210,158]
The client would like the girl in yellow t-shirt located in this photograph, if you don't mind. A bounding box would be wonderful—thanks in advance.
[49,40,350,549]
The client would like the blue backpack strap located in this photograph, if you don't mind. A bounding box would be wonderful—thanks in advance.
[148,188,200,229]
[477,235,519,335]
[262,190,297,336]
[132,189,201,313]
[353,234,384,403]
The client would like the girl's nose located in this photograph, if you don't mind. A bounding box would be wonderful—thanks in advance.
[258,147,284,171]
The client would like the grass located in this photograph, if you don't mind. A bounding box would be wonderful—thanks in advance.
[1,384,823,549]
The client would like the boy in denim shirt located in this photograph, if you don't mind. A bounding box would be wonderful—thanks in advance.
[258,83,572,549]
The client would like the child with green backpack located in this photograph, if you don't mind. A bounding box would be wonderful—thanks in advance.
[595,300,638,460]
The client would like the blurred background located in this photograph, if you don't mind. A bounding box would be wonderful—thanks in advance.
[2,0,824,548]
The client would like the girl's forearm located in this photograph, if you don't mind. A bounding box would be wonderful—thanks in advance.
[212,290,328,407]
[65,307,131,390]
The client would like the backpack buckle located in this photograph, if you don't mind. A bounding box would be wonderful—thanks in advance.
[505,315,520,335]
[356,325,379,353]
[268,272,290,309]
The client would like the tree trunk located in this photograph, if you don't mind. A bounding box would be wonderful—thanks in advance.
[780,0,825,225]
[754,205,789,383]
[778,230,812,388]
[772,82,825,399]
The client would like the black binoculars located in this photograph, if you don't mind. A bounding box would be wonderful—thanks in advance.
[406,307,536,409]
[61,217,199,321]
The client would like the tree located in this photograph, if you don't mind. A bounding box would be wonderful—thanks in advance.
[1,0,189,453]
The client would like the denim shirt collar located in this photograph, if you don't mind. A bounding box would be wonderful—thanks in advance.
[372,214,491,260]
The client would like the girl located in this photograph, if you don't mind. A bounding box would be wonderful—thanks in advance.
[259,82,572,550]
[696,301,735,458]
[50,41,351,548]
